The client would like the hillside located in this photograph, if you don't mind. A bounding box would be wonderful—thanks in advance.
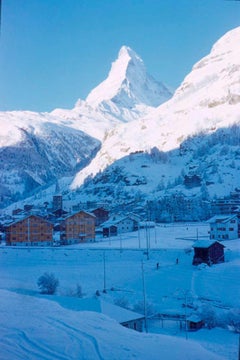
[0,47,171,208]
[69,27,240,215]
[0,111,100,207]
[1,27,240,212]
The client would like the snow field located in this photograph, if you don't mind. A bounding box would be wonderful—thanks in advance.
[0,223,239,359]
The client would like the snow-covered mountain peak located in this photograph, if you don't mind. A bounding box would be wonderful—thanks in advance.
[118,45,137,57]
[51,46,171,141]
[70,26,240,192]
[173,26,240,109]
[211,26,240,55]
[85,46,172,108]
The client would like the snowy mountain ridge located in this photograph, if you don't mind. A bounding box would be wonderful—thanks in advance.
[1,27,240,211]
[0,111,100,204]
[0,46,171,207]
[86,45,171,108]
[51,46,172,140]
[70,26,240,195]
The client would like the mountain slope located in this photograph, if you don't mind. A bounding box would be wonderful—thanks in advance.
[0,111,100,206]
[71,26,240,194]
[0,46,171,207]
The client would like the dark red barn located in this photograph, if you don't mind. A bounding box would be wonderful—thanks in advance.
[192,240,225,266]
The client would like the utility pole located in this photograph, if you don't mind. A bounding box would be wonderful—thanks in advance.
[138,223,141,248]
[185,291,188,340]
[145,222,149,260]
[154,224,157,245]
[141,260,148,332]
[119,232,122,253]
[238,334,240,360]
[103,251,106,292]
[27,217,30,247]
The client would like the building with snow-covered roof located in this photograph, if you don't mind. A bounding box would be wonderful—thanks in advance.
[207,215,238,240]
[101,215,138,237]
[186,315,204,331]
[60,210,95,245]
[192,240,225,266]
[5,215,53,246]
[54,296,145,332]
[91,207,109,226]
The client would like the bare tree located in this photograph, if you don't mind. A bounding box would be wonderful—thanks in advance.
[37,272,59,295]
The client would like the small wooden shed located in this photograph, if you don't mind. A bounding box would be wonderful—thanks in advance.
[103,224,118,237]
[192,240,225,266]
[187,315,204,331]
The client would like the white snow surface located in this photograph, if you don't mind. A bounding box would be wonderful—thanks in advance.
[0,223,238,359]
[86,46,171,108]
[51,46,172,140]
[71,26,240,189]
[0,290,224,360]
[1,27,240,210]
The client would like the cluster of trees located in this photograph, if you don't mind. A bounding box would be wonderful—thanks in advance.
[198,305,240,333]
[180,124,240,159]
[37,272,84,298]
[146,192,211,222]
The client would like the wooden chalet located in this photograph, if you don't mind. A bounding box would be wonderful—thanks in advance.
[207,215,238,240]
[186,315,204,331]
[5,215,53,246]
[101,216,138,237]
[103,224,118,237]
[192,240,225,266]
[60,210,95,245]
[92,207,109,226]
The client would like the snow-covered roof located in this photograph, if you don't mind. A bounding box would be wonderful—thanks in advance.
[193,240,224,248]
[4,214,53,227]
[101,216,135,228]
[100,300,144,323]
[187,315,203,323]
[139,221,156,227]
[207,215,237,224]
[64,210,96,220]
[53,297,144,323]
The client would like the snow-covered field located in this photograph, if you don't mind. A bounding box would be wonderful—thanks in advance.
[0,223,239,359]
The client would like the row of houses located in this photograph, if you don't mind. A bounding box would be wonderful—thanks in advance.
[3,209,143,246]
[5,210,96,246]
[3,204,239,247]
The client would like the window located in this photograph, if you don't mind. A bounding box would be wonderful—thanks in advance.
[229,228,234,231]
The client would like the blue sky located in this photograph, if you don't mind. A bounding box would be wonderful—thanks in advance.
[0,0,239,112]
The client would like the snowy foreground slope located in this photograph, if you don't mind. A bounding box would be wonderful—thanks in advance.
[71,26,240,196]
[0,289,224,360]
[0,224,239,359]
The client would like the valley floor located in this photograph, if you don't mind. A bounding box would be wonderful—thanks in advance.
[0,222,239,359]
